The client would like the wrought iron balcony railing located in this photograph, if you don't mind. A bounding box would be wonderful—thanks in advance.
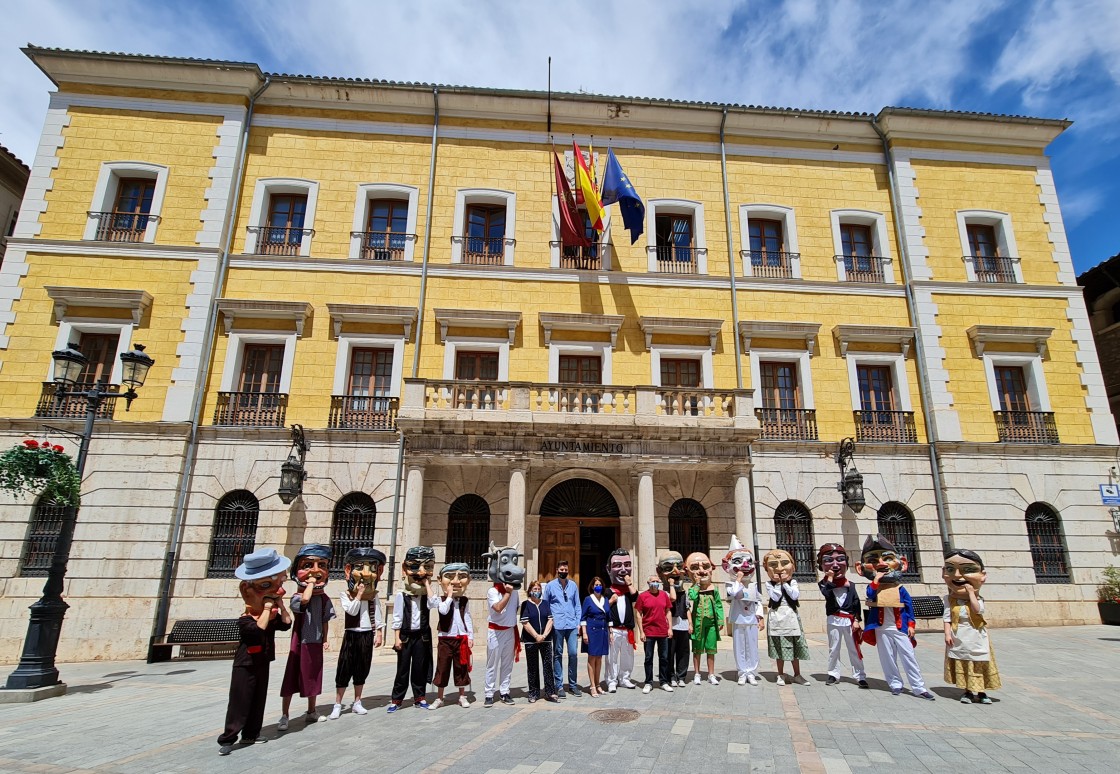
[213,391,288,426]
[994,410,1059,443]
[837,254,890,283]
[966,254,1019,283]
[35,381,118,419]
[551,241,612,270]
[247,226,314,256]
[88,211,157,242]
[854,409,917,443]
[329,395,399,430]
[351,231,416,261]
[657,389,736,418]
[452,235,515,264]
[756,407,818,440]
[650,245,705,274]
[742,250,799,279]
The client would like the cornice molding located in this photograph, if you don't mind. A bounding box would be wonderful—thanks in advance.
[43,285,153,325]
[215,299,313,337]
[738,321,821,355]
[8,236,217,261]
[433,308,521,344]
[326,303,417,340]
[639,316,723,350]
[539,312,627,347]
[833,324,916,357]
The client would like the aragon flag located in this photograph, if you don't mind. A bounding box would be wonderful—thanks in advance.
[553,151,590,247]
[573,141,606,231]
[600,148,645,245]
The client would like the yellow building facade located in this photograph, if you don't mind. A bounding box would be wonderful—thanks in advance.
[0,49,1116,662]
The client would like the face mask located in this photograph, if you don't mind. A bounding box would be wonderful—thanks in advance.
[593,585,603,593]
[530,591,542,599]
[649,583,661,591]
[558,571,569,579]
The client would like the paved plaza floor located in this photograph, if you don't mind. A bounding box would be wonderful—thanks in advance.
[0,624,1116,773]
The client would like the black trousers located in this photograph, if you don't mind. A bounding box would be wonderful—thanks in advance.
[335,629,375,689]
[524,640,556,698]
[218,662,269,746]
[391,633,432,702]
[669,629,691,682]
[643,636,670,686]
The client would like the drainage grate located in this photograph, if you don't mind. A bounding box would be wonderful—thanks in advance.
[590,708,641,723]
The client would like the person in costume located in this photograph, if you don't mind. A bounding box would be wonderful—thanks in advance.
[389,545,438,712]
[686,551,724,685]
[658,551,691,686]
[542,558,581,697]
[943,548,1000,704]
[724,536,763,686]
[520,579,559,702]
[634,572,674,693]
[432,561,474,709]
[580,575,610,696]
[817,543,868,688]
[483,542,525,707]
[857,535,935,700]
[330,547,386,719]
[279,543,336,728]
[762,548,809,685]
[605,548,639,692]
[218,548,292,756]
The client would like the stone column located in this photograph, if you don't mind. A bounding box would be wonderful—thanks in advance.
[733,466,754,550]
[508,464,527,550]
[637,470,655,580]
[402,464,425,551]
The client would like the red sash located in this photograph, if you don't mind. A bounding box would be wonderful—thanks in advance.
[834,612,862,659]
[450,634,473,673]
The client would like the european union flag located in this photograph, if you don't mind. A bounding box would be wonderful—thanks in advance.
[600,148,645,245]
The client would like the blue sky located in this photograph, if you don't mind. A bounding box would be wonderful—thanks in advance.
[1,0,1117,273]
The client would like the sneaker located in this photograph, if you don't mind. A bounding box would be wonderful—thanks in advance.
[500,694,515,705]
[978,694,992,705]
[708,674,720,686]
[693,674,702,685]
[826,676,838,686]
[277,715,289,731]
[737,675,747,686]
[621,679,637,689]
[352,700,367,715]
[960,693,973,704]
[306,711,325,723]
[219,745,233,756]
[858,680,870,689]
[569,685,582,697]
[556,688,566,699]
[239,738,266,745]
[328,704,342,720]
[484,696,494,708]
[642,684,652,694]
[430,698,444,710]
[528,696,538,704]
[386,702,402,713]
[747,675,758,686]
[608,682,617,693]
[675,679,685,687]
[916,691,936,701]
[776,675,787,686]
[459,695,471,708]
[416,700,431,710]
[661,683,674,693]
[890,687,902,696]
[792,675,809,686]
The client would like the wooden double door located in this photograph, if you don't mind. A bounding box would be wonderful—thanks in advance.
[538,517,619,593]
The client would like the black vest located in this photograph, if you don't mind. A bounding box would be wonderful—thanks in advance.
[400,594,432,639]
[437,597,469,634]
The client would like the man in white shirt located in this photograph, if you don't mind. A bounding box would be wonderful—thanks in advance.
[388,546,439,712]
[331,548,386,718]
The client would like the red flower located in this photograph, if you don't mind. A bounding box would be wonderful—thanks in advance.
[52,445,64,453]
[22,439,38,448]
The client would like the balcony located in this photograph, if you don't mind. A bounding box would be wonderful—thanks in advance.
[551,241,612,270]
[247,226,314,256]
[966,255,1019,284]
[352,231,415,261]
[452,235,514,265]
[88,211,157,242]
[743,250,799,279]
[838,254,889,283]
[755,408,818,440]
[213,391,288,426]
[35,382,118,419]
[995,410,1059,444]
[650,245,705,274]
[854,410,917,443]
[329,395,399,430]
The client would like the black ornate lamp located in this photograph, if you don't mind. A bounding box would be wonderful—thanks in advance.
[835,437,865,513]
[278,424,309,504]
[50,343,87,387]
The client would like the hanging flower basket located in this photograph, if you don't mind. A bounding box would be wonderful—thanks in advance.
[0,440,81,507]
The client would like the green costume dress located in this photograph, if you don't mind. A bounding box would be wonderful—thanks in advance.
[688,585,724,655]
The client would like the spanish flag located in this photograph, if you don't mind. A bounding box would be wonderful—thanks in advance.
[573,141,605,231]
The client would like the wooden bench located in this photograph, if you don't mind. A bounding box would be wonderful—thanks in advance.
[148,619,241,663]
[910,595,945,620]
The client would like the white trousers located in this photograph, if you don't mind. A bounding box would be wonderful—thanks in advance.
[826,623,866,680]
[731,623,760,678]
[606,628,634,687]
[485,627,515,698]
[875,627,925,693]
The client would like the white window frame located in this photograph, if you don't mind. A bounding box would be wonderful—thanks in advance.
[49,320,134,384]
[452,188,517,266]
[846,353,911,412]
[442,336,511,381]
[650,344,714,389]
[349,183,419,261]
[956,210,1023,283]
[548,341,613,385]
[219,332,298,394]
[84,161,169,243]
[332,335,406,396]
[748,349,815,409]
[982,354,1051,413]
[830,209,894,283]
[739,204,800,278]
[549,195,613,269]
[246,177,320,257]
[647,198,708,275]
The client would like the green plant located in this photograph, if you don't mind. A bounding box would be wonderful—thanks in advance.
[1098,565,1120,604]
[0,439,81,507]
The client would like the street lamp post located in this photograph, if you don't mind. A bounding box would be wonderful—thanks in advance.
[5,343,153,691]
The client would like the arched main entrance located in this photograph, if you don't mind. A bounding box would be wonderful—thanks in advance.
[538,478,621,590]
